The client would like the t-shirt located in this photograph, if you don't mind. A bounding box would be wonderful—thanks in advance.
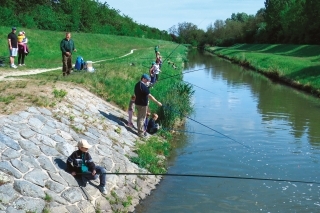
[134,81,150,106]
[8,32,18,48]
[81,153,89,172]
[153,64,161,74]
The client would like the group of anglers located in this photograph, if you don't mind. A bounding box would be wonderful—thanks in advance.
[129,45,163,137]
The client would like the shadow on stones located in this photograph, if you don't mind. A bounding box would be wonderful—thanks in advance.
[54,158,67,170]
[98,110,138,135]
[54,158,89,187]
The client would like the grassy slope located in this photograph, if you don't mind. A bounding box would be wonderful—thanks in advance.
[0,26,187,113]
[207,44,320,95]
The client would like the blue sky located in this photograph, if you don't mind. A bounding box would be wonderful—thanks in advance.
[103,0,265,31]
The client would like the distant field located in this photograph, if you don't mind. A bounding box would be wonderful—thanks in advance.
[207,44,320,96]
[0,26,176,69]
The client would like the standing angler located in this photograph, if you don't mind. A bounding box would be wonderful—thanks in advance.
[134,74,162,137]
[60,32,77,76]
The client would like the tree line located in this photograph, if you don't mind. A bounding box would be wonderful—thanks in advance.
[0,0,171,40]
[169,0,320,46]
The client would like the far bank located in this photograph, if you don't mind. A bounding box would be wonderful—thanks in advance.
[206,44,320,98]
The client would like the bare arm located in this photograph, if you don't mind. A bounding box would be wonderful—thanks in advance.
[148,94,162,106]
[8,39,12,49]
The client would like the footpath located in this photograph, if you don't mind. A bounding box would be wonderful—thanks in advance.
[0,49,136,81]
[0,49,161,213]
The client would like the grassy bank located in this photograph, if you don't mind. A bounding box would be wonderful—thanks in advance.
[1,26,193,173]
[206,44,320,97]
[0,26,189,114]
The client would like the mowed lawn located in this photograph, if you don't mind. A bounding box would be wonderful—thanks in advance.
[207,44,320,93]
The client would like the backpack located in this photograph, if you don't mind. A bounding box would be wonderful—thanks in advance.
[75,56,84,71]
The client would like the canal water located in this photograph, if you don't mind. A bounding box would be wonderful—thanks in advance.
[134,50,320,213]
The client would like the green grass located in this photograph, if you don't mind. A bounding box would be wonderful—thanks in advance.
[3,26,189,115]
[207,44,320,95]
[0,25,192,174]
[130,136,170,174]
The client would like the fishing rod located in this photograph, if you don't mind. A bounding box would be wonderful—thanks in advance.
[162,44,181,64]
[159,71,217,95]
[143,67,215,95]
[142,64,217,95]
[158,66,218,81]
[163,128,225,138]
[162,105,250,149]
[76,172,320,185]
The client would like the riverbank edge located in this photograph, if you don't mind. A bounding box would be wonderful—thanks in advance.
[0,82,166,213]
[205,47,320,98]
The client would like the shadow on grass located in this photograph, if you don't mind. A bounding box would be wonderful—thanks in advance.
[286,65,320,80]
[231,44,320,57]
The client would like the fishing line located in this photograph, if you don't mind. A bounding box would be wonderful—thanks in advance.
[158,66,218,81]
[160,71,217,95]
[163,128,224,138]
[77,172,320,185]
[142,64,216,94]
[162,44,181,64]
[162,105,250,149]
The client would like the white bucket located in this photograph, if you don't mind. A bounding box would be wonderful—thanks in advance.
[86,61,94,72]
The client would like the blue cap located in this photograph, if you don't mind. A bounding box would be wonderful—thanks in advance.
[152,62,156,65]
[141,74,151,81]
[12,27,16,30]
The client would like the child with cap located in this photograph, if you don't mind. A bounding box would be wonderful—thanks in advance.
[147,113,160,134]
[66,139,107,195]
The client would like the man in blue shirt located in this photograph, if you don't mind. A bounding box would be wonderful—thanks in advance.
[134,74,162,137]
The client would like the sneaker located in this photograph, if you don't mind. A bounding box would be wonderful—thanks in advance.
[18,64,22,66]
[10,64,17,69]
[98,185,107,195]
[22,64,26,66]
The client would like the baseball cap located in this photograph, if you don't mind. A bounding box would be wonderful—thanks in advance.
[12,27,16,30]
[141,74,151,81]
[77,139,92,149]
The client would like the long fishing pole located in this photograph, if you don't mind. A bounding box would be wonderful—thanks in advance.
[162,44,181,64]
[160,71,217,95]
[162,105,250,149]
[163,128,225,138]
[158,66,218,81]
[142,64,217,94]
[76,172,320,185]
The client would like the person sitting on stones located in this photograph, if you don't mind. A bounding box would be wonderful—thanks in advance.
[66,139,107,195]
[147,113,160,134]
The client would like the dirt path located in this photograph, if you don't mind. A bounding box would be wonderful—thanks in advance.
[0,49,136,81]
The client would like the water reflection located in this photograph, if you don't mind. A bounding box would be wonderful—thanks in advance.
[186,50,320,147]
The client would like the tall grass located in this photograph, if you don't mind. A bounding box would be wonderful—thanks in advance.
[130,136,170,174]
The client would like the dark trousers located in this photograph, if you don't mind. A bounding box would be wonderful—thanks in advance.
[18,45,25,65]
[62,53,72,75]
[81,166,106,187]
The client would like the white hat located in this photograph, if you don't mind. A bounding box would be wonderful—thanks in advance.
[77,139,92,149]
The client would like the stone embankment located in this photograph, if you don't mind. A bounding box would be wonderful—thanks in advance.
[0,84,160,213]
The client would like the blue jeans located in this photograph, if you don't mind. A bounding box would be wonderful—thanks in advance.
[81,166,106,187]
